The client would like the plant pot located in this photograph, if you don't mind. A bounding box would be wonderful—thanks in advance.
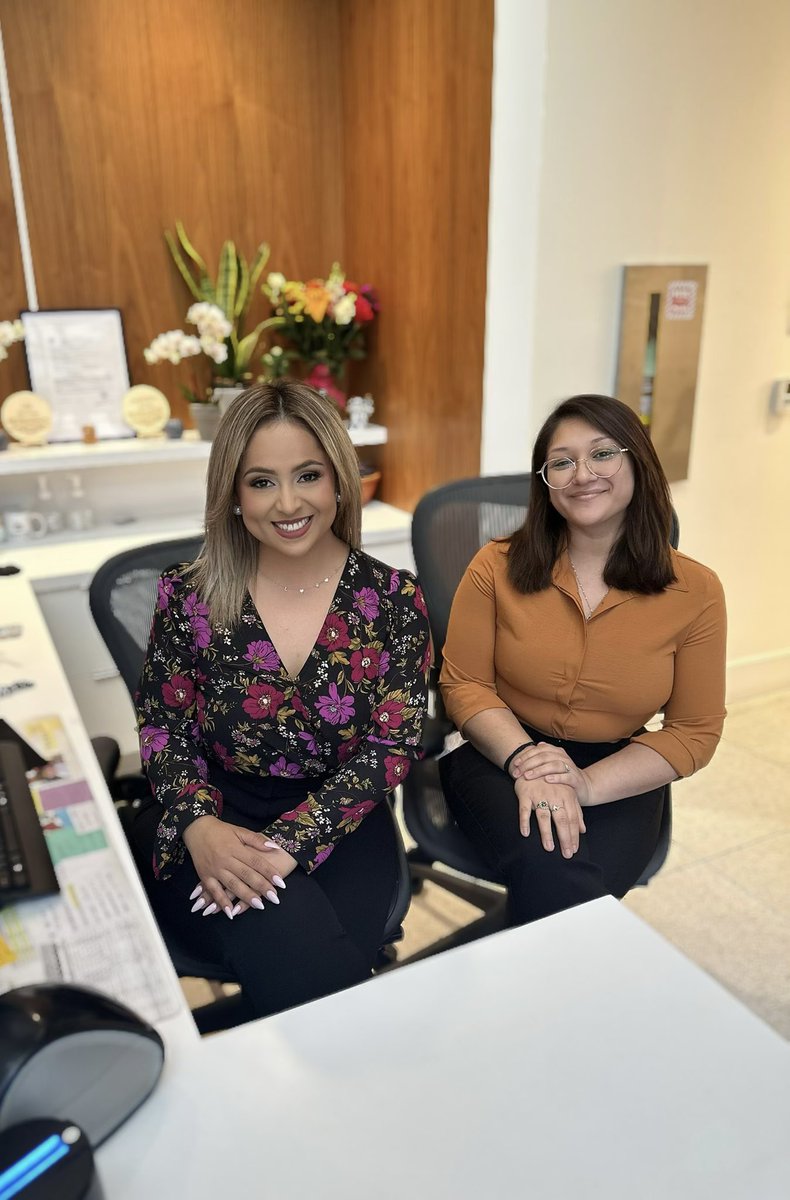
[212,384,247,416]
[359,469,381,506]
[189,402,221,442]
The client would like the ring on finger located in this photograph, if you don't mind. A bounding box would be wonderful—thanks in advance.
[550,803,561,813]
[562,763,570,774]
[536,799,550,810]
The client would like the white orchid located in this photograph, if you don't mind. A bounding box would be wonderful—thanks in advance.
[0,319,24,362]
[143,330,202,365]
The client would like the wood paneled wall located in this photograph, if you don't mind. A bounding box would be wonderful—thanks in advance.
[0,110,27,395]
[341,0,494,508]
[0,0,494,508]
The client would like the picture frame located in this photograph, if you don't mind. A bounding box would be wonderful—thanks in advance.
[21,308,133,442]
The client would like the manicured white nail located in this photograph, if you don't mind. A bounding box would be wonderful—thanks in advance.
[191,897,206,913]
[189,884,202,900]
[250,896,264,910]
[264,841,279,849]
[202,903,218,916]
[224,906,234,920]
[266,889,280,904]
[272,875,286,889]
[231,902,243,917]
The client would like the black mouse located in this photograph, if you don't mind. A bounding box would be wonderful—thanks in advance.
[0,983,164,1147]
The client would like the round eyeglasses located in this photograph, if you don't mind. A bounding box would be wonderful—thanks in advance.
[539,446,630,490]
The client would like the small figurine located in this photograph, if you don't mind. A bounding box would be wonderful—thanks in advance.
[346,393,374,431]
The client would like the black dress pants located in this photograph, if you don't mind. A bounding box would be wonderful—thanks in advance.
[127,771,398,1023]
[439,725,665,926]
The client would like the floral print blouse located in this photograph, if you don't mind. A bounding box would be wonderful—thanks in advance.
[136,549,431,880]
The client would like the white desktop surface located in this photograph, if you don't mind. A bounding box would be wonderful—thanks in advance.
[97,897,790,1199]
[0,571,197,1058]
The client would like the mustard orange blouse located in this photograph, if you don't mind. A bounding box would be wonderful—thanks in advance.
[439,541,726,778]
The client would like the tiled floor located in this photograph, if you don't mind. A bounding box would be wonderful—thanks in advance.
[183,690,790,1037]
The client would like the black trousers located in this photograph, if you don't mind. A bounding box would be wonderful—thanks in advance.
[439,724,665,926]
[127,770,398,1023]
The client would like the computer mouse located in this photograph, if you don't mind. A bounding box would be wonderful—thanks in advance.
[0,984,164,1147]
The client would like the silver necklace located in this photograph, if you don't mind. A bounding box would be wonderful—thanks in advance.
[256,561,342,596]
[569,555,605,619]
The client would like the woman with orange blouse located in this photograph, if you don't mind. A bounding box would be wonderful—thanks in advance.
[439,395,726,923]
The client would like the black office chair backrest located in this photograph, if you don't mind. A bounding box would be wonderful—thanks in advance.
[89,536,205,698]
[411,474,533,662]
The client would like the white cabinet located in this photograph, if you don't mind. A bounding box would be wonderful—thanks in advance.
[1,431,412,768]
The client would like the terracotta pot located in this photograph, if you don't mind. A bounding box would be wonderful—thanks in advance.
[359,469,381,506]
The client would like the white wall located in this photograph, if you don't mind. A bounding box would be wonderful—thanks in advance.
[485,0,790,699]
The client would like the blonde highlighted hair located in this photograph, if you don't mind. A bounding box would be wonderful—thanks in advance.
[186,380,362,626]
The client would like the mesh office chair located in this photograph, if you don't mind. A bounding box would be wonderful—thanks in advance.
[401,473,678,960]
[89,535,412,1030]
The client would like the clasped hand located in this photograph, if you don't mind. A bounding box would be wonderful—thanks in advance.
[510,742,589,858]
[183,815,298,920]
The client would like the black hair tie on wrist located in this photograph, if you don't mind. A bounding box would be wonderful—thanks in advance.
[503,741,534,775]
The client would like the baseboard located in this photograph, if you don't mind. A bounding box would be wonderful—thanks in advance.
[726,649,790,704]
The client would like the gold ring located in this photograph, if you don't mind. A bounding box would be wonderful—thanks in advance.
[563,763,570,773]
[550,804,561,812]
[536,800,550,810]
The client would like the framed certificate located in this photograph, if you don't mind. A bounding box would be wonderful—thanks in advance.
[21,308,133,442]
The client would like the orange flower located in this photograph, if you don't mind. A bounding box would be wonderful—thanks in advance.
[303,282,330,322]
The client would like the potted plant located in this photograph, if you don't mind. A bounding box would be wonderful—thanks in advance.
[262,263,379,406]
[144,222,284,438]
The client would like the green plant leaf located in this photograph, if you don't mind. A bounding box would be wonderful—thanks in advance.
[164,230,204,302]
[175,220,209,274]
[249,242,271,293]
[234,255,250,320]
[235,317,286,372]
[216,241,238,320]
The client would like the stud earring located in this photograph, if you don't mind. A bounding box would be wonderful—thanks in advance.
[335,492,341,504]
[233,504,242,516]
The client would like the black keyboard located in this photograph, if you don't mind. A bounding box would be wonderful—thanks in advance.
[0,740,60,901]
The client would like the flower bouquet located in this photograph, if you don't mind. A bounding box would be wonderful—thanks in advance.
[262,263,379,403]
[144,221,284,404]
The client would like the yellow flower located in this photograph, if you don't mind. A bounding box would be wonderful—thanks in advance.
[284,281,306,314]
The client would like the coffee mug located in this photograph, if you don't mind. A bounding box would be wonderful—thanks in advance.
[4,510,48,541]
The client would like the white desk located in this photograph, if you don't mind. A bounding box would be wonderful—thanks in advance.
[4,574,790,1197]
[95,896,790,1199]
[0,571,197,1059]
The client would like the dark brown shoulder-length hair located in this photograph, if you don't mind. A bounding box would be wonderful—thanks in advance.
[507,394,676,594]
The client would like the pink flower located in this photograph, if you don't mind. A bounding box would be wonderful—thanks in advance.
[242,682,285,720]
[298,730,320,756]
[337,737,360,763]
[270,756,303,778]
[387,571,400,595]
[162,674,195,709]
[157,575,176,610]
[244,640,279,671]
[318,613,350,650]
[313,845,335,867]
[385,755,411,789]
[339,799,375,824]
[140,725,169,760]
[378,650,391,677]
[194,755,208,781]
[190,616,212,649]
[350,646,381,682]
[354,587,380,620]
[183,592,209,620]
[280,799,313,821]
[213,741,234,769]
[316,683,355,726]
[372,699,405,734]
[414,585,428,616]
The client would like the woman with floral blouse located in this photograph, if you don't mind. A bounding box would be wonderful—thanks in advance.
[133,381,430,1025]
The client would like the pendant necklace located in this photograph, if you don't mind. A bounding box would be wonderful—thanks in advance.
[569,556,606,620]
[256,561,342,596]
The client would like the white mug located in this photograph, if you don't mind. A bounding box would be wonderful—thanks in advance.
[5,510,48,541]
